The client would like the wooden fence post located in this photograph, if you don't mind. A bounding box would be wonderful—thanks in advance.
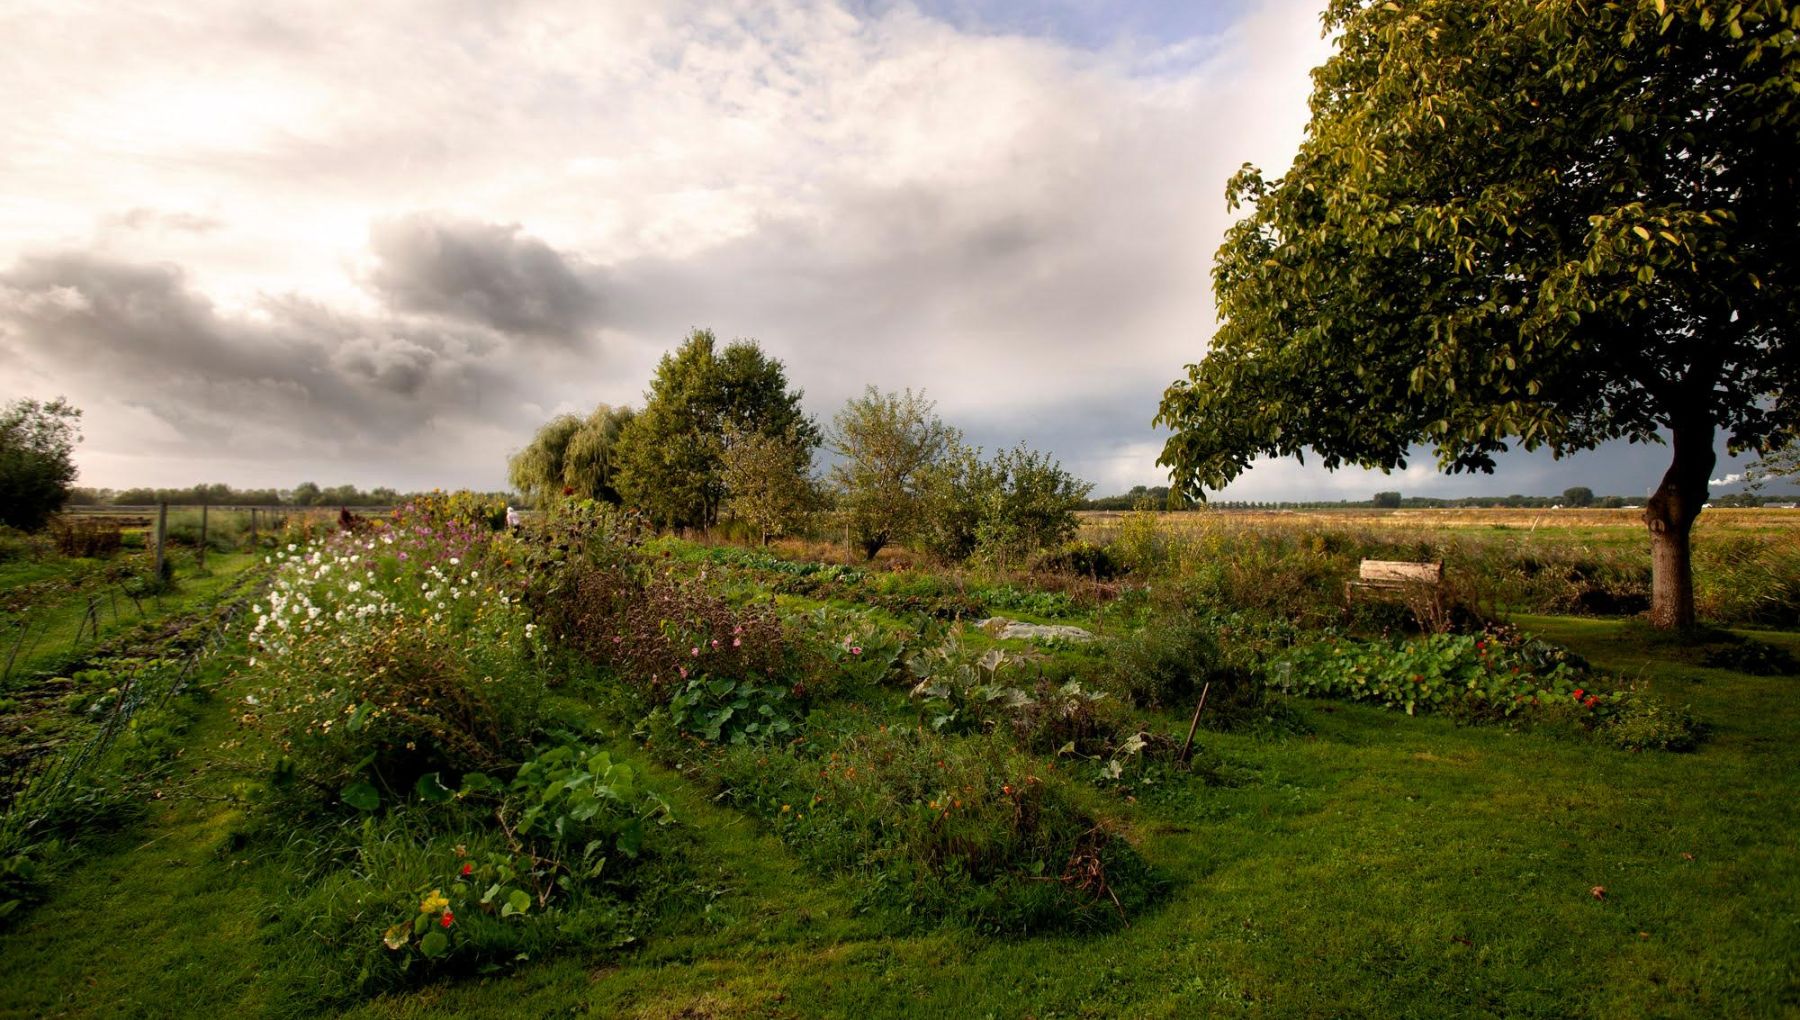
[154,501,167,579]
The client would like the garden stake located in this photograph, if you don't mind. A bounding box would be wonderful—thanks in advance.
[1179,681,1212,765]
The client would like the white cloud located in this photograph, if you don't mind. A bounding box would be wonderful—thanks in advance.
[0,0,1333,490]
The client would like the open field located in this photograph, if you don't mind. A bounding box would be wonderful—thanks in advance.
[1,505,1797,1018]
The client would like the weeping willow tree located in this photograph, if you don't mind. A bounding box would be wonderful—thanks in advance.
[508,404,636,504]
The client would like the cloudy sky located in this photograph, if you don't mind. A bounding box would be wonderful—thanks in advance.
[0,0,1766,500]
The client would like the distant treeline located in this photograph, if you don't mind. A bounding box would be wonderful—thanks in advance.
[65,482,472,507]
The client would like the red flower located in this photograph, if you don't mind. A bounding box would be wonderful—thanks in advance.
[460,863,473,876]
[1583,695,1599,708]
[1572,688,1586,700]
[440,910,454,927]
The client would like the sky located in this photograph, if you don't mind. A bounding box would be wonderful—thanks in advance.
[0,0,1772,501]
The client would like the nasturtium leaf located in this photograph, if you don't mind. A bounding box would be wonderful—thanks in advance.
[341,780,380,813]
[414,773,452,803]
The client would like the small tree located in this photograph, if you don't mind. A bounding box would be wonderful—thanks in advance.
[720,427,820,544]
[0,397,82,531]
[829,387,958,559]
[1372,491,1402,509]
[975,444,1092,565]
[916,442,1091,564]
[1562,486,1595,509]
[915,441,1001,562]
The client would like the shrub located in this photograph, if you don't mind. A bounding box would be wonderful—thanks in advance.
[1031,541,1127,580]
[248,521,547,814]
[1101,617,1222,709]
[717,727,1157,933]
[1271,628,1700,749]
[783,606,909,699]
[1599,694,1702,752]
[47,517,121,558]
[554,566,790,704]
[272,737,679,1006]
[1699,638,1798,676]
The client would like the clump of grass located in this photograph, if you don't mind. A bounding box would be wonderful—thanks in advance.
[716,727,1159,934]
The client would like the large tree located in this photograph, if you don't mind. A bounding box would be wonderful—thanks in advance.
[1157,0,1798,628]
[0,397,82,531]
[615,330,818,530]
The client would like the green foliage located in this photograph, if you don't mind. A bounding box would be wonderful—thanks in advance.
[1030,541,1126,580]
[906,635,1032,735]
[914,441,1092,564]
[1273,630,1585,719]
[615,330,819,531]
[1698,637,1799,676]
[1157,0,1800,626]
[1562,486,1596,508]
[0,397,81,532]
[828,386,958,559]
[1101,615,1224,709]
[667,676,798,745]
[509,404,636,505]
[1372,491,1402,510]
[717,727,1157,933]
[1272,626,1699,750]
[1161,0,1797,487]
[720,426,822,544]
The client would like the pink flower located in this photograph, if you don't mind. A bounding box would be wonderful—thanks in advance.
[851,646,863,656]
[690,646,701,657]
[732,637,742,648]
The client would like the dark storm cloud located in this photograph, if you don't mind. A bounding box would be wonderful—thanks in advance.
[0,251,537,449]
[366,214,603,343]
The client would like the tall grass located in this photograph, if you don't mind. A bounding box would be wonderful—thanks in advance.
[1085,510,1800,628]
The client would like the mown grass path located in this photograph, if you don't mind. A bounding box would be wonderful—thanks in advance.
[2,618,1796,1018]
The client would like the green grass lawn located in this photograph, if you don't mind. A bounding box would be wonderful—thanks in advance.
[2,615,1796,1018]
[2,550,257,685]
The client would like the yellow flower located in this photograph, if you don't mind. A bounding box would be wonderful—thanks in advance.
[419,889,450,914]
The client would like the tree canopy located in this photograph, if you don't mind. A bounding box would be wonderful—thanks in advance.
[829,387,958,559]
[1,397,82,531]
[509,404,636,505]
[1157,0,1798,626]
[615,330,818,530]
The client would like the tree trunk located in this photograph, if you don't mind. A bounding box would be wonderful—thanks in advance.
[1643,421,1715,629]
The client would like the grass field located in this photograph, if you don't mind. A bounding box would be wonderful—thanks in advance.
[1,510,1796,1019]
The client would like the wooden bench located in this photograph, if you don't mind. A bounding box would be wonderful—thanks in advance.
[1345,559,1444,600]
